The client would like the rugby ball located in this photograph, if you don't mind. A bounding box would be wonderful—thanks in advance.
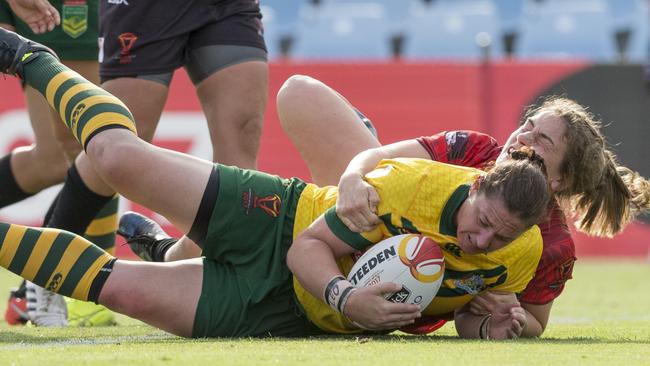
[347,234,445,309]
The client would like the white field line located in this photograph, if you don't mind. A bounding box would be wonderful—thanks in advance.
[0,333,175,350]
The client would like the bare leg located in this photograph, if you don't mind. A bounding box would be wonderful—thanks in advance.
[101,78,168,143]
[197,60,267,168]
[86,130,213,233]
[164,61,268,261]
[99,258,203,337]
[11,86,70,192]
[69,77,172,198]
[277,75,381,186]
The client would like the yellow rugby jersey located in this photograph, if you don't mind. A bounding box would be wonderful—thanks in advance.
[292,158,543,334]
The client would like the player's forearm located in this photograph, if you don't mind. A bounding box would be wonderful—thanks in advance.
[340,148,389,182]
[287,236,347,302]
[454,307,489,339]
[521,311,544,337]
[520,302,552,337]
[340,139,430,181]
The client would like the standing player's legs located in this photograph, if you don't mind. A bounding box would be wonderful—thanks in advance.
[277,75,381,186]
[195,59,267,168]
[156,0,268,260]
[187,0,267,169]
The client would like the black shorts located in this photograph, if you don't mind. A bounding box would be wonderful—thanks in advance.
[98,0,266,78]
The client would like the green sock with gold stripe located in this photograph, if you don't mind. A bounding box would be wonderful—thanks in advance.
[83,195,119,255]
[20,53,137,149]
[0,222,115,302]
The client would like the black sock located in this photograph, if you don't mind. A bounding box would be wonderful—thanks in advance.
[0,154,33,208]
[42,190,61,226]
[45,163,113,235]
[152,238,178,262]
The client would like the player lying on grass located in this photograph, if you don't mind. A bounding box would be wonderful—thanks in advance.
[0,28,551,338]
[122,75,650,337]
[275,75,650,337]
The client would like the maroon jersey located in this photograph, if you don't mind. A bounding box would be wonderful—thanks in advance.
[401,131,576,334]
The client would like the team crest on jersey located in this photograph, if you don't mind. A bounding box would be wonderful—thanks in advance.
[118,33,138,64]
[453,274,485,295]
[242,188,281,217]
[62,2,88,39]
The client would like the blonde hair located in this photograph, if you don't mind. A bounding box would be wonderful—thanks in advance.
[524,97,650,237]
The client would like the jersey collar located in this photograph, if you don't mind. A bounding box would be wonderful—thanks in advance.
[439,184,470,237]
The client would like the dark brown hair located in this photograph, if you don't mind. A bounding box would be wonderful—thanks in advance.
[478,147,551,228]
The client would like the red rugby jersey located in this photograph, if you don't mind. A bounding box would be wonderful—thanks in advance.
[400,131,576,334]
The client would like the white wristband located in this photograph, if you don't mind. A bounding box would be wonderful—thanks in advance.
[324,275,354,313]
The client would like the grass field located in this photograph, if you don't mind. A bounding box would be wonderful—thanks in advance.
[0,259,648,365]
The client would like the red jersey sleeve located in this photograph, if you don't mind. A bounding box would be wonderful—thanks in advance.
[416,130,502,169]
[519,203,577,305]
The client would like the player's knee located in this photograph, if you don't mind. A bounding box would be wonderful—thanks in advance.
[277,74,321,123]
[239,114,263,144]
[87,137,139,181]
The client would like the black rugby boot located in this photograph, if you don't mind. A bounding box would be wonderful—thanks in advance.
[0,28,57,77]
[117,211,177,262]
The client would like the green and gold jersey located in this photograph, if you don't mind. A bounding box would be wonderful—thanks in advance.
[292,158,543,334]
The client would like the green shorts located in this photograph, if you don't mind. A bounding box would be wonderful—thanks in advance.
[192,165,320,337]
[0,0,98,60]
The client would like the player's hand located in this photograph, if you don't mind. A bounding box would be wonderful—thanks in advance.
[469,291,519,316]
[8,0,60,34]
[488,304,527,340]
[342,282,421,330]
[336,172,381,233]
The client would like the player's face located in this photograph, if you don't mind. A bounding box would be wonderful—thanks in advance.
[497,111,568,191]
[455,192,526,255]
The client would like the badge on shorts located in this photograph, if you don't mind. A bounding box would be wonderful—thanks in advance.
[62,0,88,39]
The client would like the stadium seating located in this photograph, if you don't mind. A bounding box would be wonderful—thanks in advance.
[290,1,395,60]
[401,0,503,60]
[261,0,315,59]
[516,0,617,61]
[605,0,649,62]
[261,0,649,63]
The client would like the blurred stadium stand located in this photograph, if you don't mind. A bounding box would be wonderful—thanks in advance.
[290,1,395,60]
[402,0,503,60]
[517,0,617,61]
[260,0,650,63]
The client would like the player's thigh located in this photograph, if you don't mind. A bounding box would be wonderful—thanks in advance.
[195,60,268,164]
[277,75,381,186]
[100,78,168,142]
[195,258,317,337]
[99,258,203,337]
[86,131,213,233]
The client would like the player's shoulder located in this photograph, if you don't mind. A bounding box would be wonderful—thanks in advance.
[418,130,502,167]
